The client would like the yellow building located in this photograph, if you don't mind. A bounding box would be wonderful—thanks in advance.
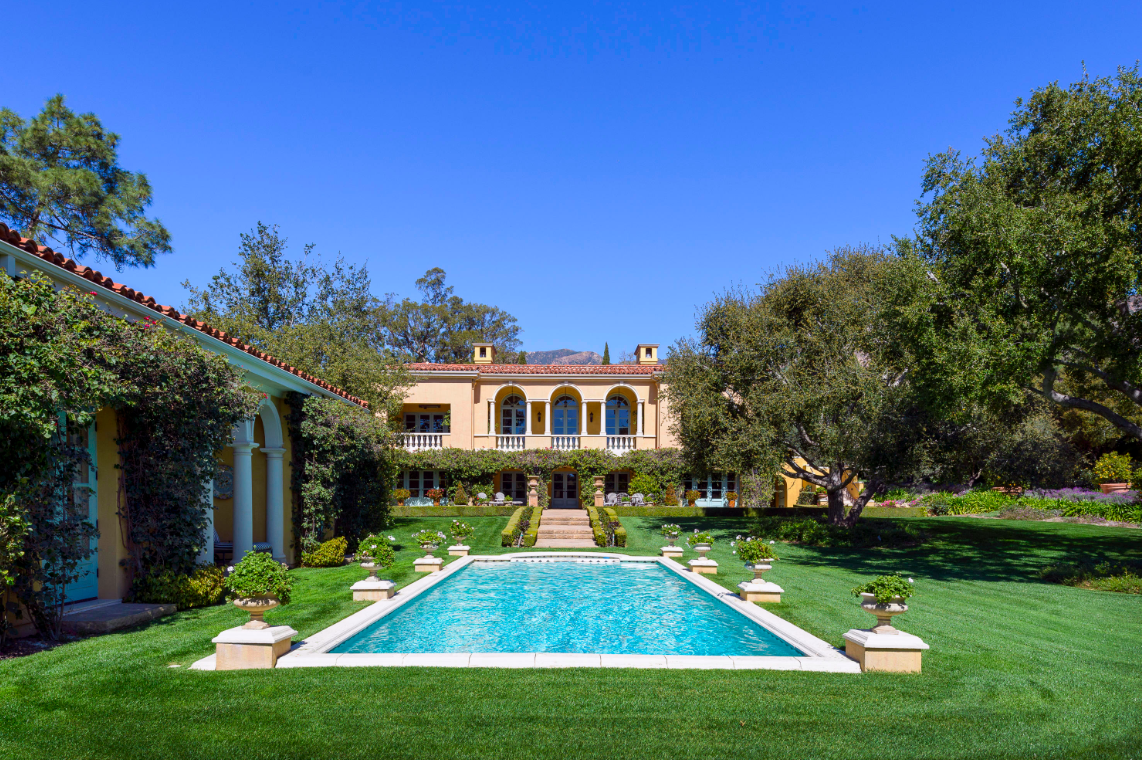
[1,225,366,626]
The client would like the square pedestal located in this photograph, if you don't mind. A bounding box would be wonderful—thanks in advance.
[448,545,470,557]
[661,546,684,559]
[212,625,298,670]
[414,556,443,573]
[737,581,783,603]
[843,629,929,673]
[351,579,396,601]
[688,558,719,575]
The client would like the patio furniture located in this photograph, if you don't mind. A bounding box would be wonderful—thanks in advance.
[618,492,630,503]
[630,493,646,507]
[491,492,507,506]
[213,528,233,564]
[604,492,620,506]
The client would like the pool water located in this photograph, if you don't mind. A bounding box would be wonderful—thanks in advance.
[330,559,805,656]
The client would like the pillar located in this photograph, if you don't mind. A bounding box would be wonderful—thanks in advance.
[635,400,643,437]
[232,441,258,560]
[197,479,215,565]
[263,448,286,562]
[581,401,588,436]
[544,400,551,435]
[526,400,533,436]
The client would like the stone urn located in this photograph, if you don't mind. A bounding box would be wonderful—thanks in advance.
[666,534,678,547]
[859,592,909,634]
[361,561,379,581]
[693,542,712,559]
[747,561,773,582]
[1100,483,1130,494]
[233,595,279,630]
[421,543,439,558]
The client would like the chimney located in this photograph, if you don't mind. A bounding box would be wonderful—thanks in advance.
[635,343,659,365]
[473,343,495,364]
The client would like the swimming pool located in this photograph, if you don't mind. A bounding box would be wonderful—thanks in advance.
[331,557,804,657]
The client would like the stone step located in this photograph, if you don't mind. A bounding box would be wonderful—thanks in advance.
[541,516,590,525]
[533,538,600,548]
[537,525,595,534]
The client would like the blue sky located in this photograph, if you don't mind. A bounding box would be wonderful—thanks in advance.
[5,1,1140,356]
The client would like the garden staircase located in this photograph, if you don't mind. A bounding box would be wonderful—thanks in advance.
[534,509,598,548]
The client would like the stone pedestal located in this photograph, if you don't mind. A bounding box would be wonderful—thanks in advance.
[528,475,539,507]
[213,625,297,670]
[351,579,396,601]
[843,629,929,673]
[661,546,684,559]
[593,475,604,508]
[448,544,470,557]
[737,580,783,603]
[414,556,444,573]
[688,558,718,575]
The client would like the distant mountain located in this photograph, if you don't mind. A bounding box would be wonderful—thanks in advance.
[526,349,602,365]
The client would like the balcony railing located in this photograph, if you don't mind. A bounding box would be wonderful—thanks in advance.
[606,435,636,455]
[551,435,580,451]
[403,433,444,451]
[497,435,527,451]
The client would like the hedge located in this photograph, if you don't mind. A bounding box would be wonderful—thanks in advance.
[585,505,607,546]
[301,536,348,567]
[522,505,543,547]
[501,507,527,546]
[602,507,627,547]
[393,505,519,517]
[610,505,928,519]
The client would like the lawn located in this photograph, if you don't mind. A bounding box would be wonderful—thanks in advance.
[1,514,1140,759]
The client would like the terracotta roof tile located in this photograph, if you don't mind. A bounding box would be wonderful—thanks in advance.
[407,362,662,375]
[0,223,368,408]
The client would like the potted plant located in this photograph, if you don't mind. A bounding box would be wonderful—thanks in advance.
[426,487,444,506]
[411,529,447,557]
[394,488,411,507]
[726,491,739,508]
[453,483,470,506]
[687,530,715,558]
[685,489,700,507]
[449,520,474,547]
[355,534,396,580]
[1094,452,1134,494]
[660,523,681,546]
[734,536,777,581]
[851,574,915,633]
[223,552,293,630]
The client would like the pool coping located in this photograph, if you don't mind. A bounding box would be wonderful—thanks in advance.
[191,553,861,672]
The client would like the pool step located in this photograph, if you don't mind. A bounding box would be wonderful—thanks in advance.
[534,538,600,548]
[535,509,598,548]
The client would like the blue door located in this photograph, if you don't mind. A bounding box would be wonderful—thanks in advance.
[65,422,99,603]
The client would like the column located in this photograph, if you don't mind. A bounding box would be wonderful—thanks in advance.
[635,400,643,437]
[581,401,588,436]
[197,479,215,565]
[525,400,533,436]
[487,400,494,436]
[263,448,286,563]
[232,441,258,560]
[544,400,551,435]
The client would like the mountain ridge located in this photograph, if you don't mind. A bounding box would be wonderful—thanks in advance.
[526,349,602,365]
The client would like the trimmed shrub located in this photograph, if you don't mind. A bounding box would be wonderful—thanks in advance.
[602,507,626,547]
[522,506,543,547]
[130,565,226,610]
[224,551,292,603]
[501,506,526,546]
[752,516,925,548]
[585,505,607,546]
[1040,561,1142,594]
[301,536,348,567]
[356,534,395,568]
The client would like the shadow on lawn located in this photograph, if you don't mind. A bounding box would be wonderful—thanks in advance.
[660,516,1142,585]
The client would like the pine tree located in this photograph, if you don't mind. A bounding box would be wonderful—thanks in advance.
[602,343,611,365]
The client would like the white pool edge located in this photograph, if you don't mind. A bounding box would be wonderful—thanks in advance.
[191,552,861,672]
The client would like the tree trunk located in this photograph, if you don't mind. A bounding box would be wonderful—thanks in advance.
[825,488,847,525]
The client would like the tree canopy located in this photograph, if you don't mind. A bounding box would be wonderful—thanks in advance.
[182,223,410,410]
[904,66,1142,443]
[0,95,171,268]
[666,247,924,525]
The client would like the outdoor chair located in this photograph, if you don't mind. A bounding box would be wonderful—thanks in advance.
[618,492,629,503]
[491,492,507,505]
[213,528,232,564]
[630,493,646,507]
[604,492,620,506]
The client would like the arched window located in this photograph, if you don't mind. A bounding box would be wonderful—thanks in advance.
[500,394,526,434]
[552,395,579,435]
[606,394,630,435]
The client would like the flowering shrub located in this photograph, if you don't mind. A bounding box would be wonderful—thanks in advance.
[449,520,474,543]
[224,551,293,603]
[131,565,226,610]
[394,489,411,502]
[412,529,446,548]
[726,491,739,502]
[426,488,444,501]
[301,536,348,567]
[851,573,914,603]
[735,537,776,564]
[355,534,395,568]
[660,523,681,537]
[1093,453,1135,484]
[684,490,701,504]
[687,530,714,547]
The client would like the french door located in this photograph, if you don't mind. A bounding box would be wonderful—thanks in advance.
[551,472,578,508]
[65,422,99,603]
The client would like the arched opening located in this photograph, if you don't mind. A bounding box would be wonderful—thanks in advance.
[552,394,579,435]
[500,394,526,435]
[605,394,631,435]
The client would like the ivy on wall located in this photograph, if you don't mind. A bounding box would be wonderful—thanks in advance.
[286,393,396,553]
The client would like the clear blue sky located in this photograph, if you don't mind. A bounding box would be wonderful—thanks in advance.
[5,1,1140,356]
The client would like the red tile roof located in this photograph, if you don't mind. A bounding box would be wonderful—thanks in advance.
[408,362,663,375]
[0,223,368,407]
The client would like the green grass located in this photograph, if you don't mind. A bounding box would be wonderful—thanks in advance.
[1,514,1141,759]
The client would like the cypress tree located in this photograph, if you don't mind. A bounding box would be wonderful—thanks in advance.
[517,350,527,365]
[601,343,611,365]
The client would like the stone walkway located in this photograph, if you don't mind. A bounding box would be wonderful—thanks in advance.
[534,509,597,548]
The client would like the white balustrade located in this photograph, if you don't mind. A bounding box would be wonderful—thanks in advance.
[606,435,636,455]
[403,433,444,451]
[497,435,527,451]
[551,435,580,450]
